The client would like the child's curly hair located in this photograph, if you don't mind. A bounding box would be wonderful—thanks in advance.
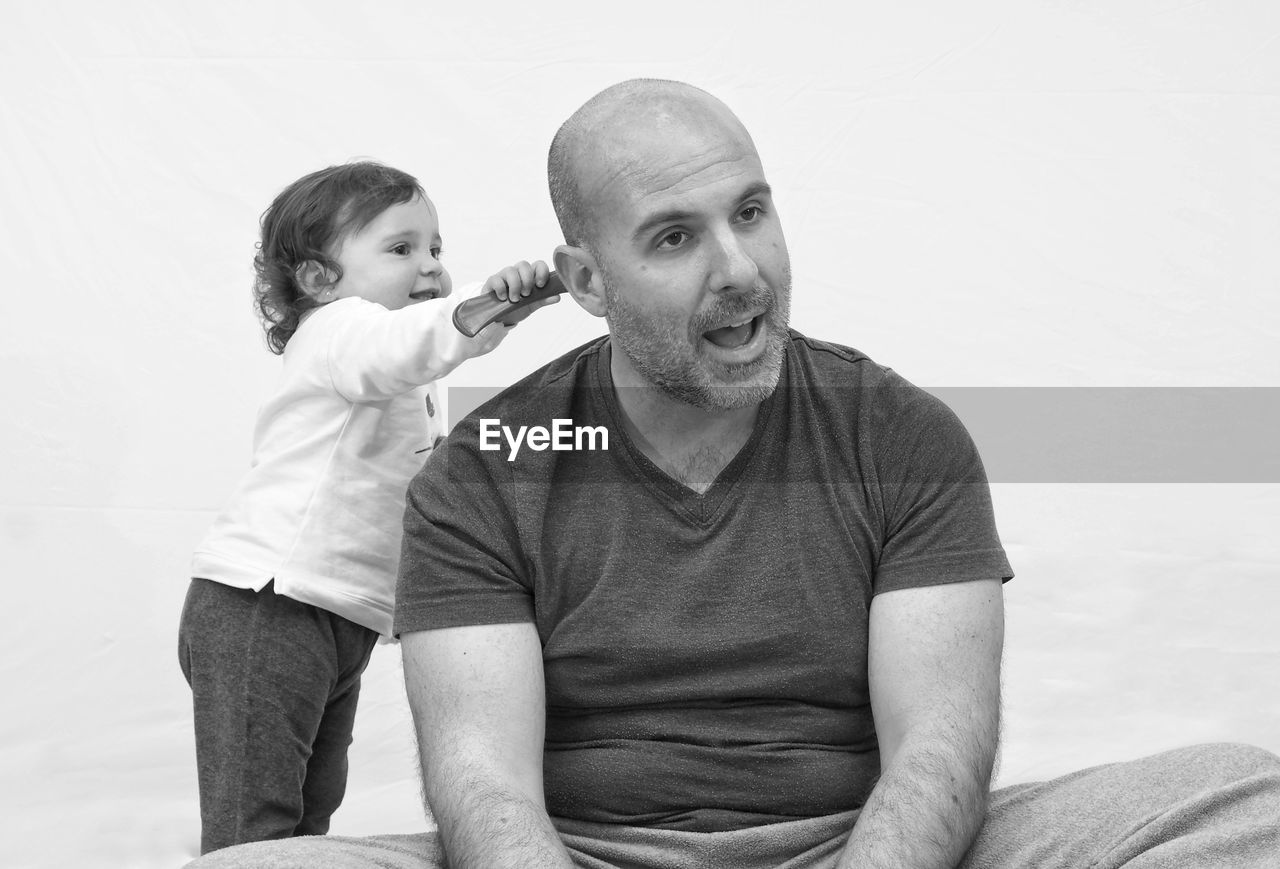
[253,161,427,354]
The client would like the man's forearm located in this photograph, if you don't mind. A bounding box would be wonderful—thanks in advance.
[426,765,573,869]
[401,625,565,867]
[837,706,996,869]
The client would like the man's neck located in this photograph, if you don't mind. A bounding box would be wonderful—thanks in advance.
[609,348,761,495]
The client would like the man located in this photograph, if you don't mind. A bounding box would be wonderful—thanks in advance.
[189,79,1280,868]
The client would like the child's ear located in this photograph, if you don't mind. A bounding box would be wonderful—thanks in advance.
[295,260,337,301]
[553,245,606,318]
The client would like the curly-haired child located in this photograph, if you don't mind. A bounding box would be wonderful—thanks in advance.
[178,161,556,854]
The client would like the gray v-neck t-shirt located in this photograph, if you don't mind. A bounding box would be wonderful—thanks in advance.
[396,331,1013,832]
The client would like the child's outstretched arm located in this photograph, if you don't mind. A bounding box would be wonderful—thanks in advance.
[318,261,559,402]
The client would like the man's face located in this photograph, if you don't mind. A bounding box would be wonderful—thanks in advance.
[586,110,792,410]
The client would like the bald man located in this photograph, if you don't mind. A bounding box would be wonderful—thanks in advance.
[187,80,1280,869]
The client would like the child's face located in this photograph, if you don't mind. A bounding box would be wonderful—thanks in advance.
[328,195,452,311]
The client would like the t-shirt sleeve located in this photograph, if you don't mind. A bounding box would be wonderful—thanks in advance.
[394,424,535,635]
[869,383,1014,595]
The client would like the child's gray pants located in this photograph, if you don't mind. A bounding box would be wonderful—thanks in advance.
[178,577,378,855]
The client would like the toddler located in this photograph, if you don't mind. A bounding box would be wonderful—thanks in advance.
[178,161,553,854]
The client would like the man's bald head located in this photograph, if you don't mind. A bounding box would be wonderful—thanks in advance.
[547,79,757,252]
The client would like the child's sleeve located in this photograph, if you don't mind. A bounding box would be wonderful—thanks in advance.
[319,292,489,401]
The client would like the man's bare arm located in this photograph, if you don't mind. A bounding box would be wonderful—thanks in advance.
[402,623,573,869]
[838,578,1004,869]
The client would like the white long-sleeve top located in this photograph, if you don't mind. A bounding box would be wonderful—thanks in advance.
[192,293,487,636]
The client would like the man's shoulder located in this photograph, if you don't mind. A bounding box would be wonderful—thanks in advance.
[783,329,961,431]
[408,336,608,499]
[443,334,608,451]
[785,329,910,392]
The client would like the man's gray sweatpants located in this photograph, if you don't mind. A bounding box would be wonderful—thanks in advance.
[183,741,1280,867]
[178,578,378,856]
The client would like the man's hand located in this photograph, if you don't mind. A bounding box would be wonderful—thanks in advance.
[839,578,1004,869]
[402,623,574,869]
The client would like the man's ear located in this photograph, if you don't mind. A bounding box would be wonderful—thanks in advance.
[554,245,607,318]
[295,260,337,301]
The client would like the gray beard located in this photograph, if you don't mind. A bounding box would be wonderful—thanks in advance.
[603,272,791,411]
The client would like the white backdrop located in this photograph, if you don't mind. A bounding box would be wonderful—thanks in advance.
[2,2,1278,867]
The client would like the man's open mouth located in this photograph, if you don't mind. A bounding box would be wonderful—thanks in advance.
[703,314,762,349]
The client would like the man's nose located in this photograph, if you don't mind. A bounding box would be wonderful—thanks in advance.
[707,226,759,293]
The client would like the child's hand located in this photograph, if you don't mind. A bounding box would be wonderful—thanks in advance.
[482,260,551,303]
[464,292,561,357]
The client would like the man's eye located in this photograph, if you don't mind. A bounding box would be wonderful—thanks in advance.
[657,230,688,249]
[391,242,410,255]
[739,205,762,222]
